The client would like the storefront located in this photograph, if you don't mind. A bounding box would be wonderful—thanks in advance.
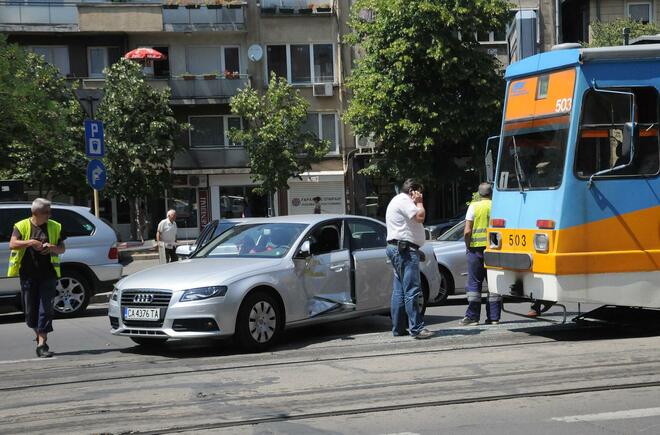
[287,171,346,215]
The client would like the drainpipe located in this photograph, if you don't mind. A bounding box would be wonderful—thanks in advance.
[555,0,561,45]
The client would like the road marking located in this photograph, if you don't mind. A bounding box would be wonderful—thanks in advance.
[553,407,660,423]
[0,357,56,365]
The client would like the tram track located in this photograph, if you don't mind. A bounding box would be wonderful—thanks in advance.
[3,343,660,432]
[134,379,660,434]
[0,335,559,393]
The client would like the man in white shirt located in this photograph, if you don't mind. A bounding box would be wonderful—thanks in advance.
[157,209,178,262]
[385,179,433,339]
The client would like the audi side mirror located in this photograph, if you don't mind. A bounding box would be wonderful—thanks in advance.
[297,240,312,258]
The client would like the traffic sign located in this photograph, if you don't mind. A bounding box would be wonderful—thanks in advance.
[84,119,105,157]
[86,159,107,190]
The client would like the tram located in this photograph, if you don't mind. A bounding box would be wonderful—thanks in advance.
[486,43,660,308]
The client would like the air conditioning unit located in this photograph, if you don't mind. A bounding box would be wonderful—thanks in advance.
[355,134,376,148]
[313,82,333,97]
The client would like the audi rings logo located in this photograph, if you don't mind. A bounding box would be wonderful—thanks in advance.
[133,294,154,304]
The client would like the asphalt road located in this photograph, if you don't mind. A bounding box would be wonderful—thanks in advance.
[1,261,660,434]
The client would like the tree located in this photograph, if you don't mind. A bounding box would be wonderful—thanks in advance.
[228,73,330,214]
[98,59,188,240]
[588,18,660,47]
[344,0,510,189]
[0,36,87,198]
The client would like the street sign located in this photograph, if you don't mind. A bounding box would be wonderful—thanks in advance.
[84,120,105,157]
[86,159,107,190]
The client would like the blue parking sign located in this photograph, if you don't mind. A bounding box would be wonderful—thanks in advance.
[84,119,104,157]
[87,159,107,190]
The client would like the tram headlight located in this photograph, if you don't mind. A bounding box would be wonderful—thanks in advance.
[489,232,502,249]
[534,233,549,253]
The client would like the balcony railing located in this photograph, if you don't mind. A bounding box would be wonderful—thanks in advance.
[68,74,250,101]
[0,1,79,29]
[162,2,245,31]
[260,0,333,15]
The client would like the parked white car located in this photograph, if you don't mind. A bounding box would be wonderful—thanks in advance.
[426,220,487,302]
[109,215,442,351]
[0,202,122,316]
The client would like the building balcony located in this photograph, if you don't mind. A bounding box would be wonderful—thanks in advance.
[68,74,250,104]
[260,0,334,16]
[173,147,248,169]
[162,2,246,32]
[0,1,79,31]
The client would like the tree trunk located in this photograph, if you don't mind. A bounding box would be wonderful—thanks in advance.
[129,198,138,241]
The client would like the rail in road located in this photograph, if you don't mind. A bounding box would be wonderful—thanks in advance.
[2,318,660,434]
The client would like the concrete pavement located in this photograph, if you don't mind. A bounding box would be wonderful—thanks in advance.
[2,297,660,434]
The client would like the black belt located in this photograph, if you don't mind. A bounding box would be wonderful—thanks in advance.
[387,239,420,250]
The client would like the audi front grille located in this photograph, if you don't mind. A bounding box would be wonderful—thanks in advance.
[120,289,172,328]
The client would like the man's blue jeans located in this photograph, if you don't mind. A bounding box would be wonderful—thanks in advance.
[386,244,425,335]
[465,247,501,321]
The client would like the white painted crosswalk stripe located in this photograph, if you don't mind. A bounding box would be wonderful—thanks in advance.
[553,407,660,423]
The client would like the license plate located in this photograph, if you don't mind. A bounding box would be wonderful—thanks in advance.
[124,307,160,321]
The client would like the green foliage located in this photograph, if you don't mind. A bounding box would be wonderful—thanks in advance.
[345,0,510,187]
[228,73,329,195]
[589,18,660,47]
[0,35,87,197]
[98,58,188,201]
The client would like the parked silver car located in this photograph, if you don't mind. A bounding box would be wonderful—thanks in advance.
[427,220,488,302]
[0,202,122,316]
[109,215,442,351]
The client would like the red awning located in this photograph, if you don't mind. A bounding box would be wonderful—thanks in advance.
[124,47,167,60]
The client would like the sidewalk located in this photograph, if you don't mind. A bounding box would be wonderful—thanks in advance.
[118,239,196,262]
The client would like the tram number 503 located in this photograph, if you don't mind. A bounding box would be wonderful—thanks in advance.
[508,234,527,247]
[555,98,572,113]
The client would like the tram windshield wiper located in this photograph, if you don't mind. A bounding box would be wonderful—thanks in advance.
[511,136,527,192]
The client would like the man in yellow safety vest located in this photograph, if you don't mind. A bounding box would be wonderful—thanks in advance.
[8,198,66,358]
[459,183,501,326]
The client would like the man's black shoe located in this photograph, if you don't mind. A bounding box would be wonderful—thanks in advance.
[36,344,54,358]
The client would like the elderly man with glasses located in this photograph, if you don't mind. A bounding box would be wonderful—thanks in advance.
[8,198,66,358]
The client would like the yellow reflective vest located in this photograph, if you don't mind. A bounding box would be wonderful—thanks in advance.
[7,218,62,278]
[469,199,491,248]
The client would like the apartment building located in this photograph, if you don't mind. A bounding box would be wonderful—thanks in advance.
[0,0,647,237]
[1,0,352,239]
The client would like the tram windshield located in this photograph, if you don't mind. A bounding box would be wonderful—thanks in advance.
[497,126,568,190]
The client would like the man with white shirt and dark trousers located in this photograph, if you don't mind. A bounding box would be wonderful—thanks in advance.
[157,209,178,263]
[385,179,433,339]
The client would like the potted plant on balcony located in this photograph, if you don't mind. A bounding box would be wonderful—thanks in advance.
[226,0,242,9]
[205,0,224,9]
[298,3,313,14]
[182,0,201,9]
[224,70,240,80]
[314,2,331,13]
[203,72,218,80]
[182,72,196,80]
[163,0,179,9]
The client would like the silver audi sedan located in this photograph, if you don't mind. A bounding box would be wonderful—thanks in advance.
[109,215,442,351]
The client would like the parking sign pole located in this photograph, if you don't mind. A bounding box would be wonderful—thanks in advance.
[93,189,100,218]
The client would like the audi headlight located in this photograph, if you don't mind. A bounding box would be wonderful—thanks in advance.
[180,286,228,302]
[534,233,549,253]
[110,287,119,302]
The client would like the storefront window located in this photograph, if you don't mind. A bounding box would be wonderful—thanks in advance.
[219,186,268,218]
[168,188,198,228]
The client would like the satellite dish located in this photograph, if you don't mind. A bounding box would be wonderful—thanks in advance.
[248,44,263,62]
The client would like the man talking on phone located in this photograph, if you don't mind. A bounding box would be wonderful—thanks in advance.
[385,179,433,339]
[8,198,66,358]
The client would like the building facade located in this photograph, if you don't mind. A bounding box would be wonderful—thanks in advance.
[1,0,353,239]
[0,0,648,238]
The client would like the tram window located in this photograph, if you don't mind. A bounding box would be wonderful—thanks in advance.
[498,128,568,190]
[576,88,660,178]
